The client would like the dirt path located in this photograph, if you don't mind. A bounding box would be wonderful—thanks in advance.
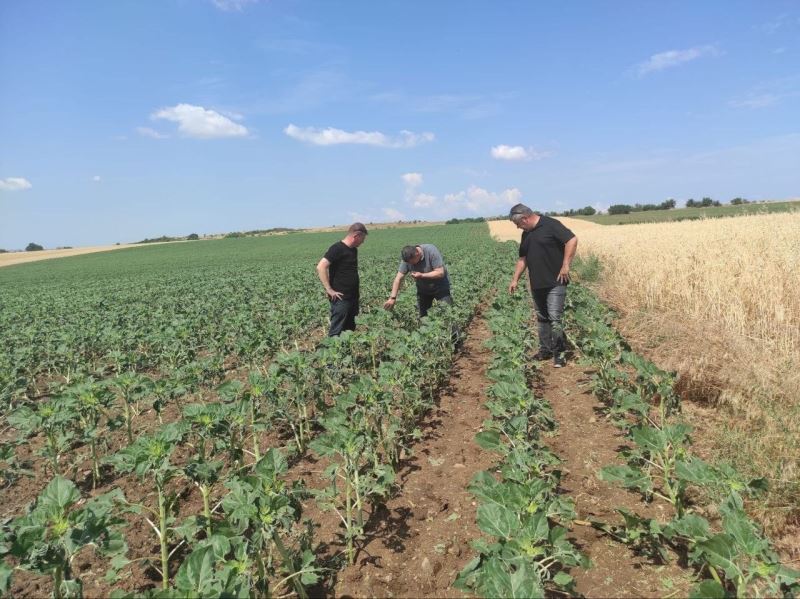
[333,308,497,598]
[541,362,694,597]
[323,301,696,598]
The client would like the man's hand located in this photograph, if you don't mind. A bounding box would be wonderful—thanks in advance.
[508,279,518,294]
[557,266,570,285]
[383,298,396,310]
[410,271,423,280]
[326,288,344,301]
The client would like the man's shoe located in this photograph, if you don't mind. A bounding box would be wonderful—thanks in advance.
[532,350,553,361]
[553,353,566,368]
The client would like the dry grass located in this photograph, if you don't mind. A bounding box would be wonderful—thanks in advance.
[574,212,800,535]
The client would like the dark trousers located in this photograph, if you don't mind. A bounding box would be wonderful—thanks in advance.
[417,289,453,317]
[532,285,567,354]
[329,298,359,336]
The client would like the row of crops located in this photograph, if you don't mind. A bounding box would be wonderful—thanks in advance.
[0,224,513,596]
[566,282,799,598]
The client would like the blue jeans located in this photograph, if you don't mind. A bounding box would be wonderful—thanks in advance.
[329,297,358,336]
[532,285,567,354]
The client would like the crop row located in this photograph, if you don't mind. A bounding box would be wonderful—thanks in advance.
[1,225,511,597]
[566,282,799,598]
[455,291,586,597]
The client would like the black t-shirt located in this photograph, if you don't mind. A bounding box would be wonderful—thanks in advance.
[519,215,575,290]
[324,241,359,299]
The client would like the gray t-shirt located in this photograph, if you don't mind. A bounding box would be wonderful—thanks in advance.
[398,244,451,295]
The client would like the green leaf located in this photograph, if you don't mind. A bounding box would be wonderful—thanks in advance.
[688,579,729,598]
[552,571,574,588]
[477,504,518,540]
[254,448,287,478]
[0,561,12,595]
[665,514,711,542]
[40,476,80,511]
[599,465,652,493]
[474,430,505,453]
[174,545,218,594]
[696,534,741,580]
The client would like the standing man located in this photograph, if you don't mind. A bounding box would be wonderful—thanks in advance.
[383,244,452,317]
[317,223,368,336]
[508,203,577,367]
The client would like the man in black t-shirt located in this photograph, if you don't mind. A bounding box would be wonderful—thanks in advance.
[316,222,368,336]
[507,203,577,367]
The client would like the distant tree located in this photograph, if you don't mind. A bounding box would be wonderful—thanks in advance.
[25,242,44,252]
[700,197,714,207]
[686,199,697,208]
[608,204,632,215]
[187,233,199,240]
[661,199,676,209]
[0,249,7,253]
[577,206,596,215]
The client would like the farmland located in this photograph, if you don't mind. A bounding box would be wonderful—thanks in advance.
[569,198,800,225]
[2,222,798,597]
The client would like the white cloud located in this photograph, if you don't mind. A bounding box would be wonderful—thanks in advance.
[284,124,434,148]
[137,126,169,139]
[636,45,719,76]
[211,0,260,11]
[384,207,405,220]
[491,144,551,161]
[152,104,248,139]
[400,172,521,215]
[443,186,522,212]
[412,193,437,208]
[92,175,101,182]
[0,177,32,192]
[402,172,423,187]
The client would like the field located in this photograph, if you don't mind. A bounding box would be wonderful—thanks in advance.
[564,213,800,531]
[570,198,800,225]
[1,223,798,598]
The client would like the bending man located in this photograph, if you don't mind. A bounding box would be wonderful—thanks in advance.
[508,203,577,367]
[383,244,452,317]
[316,223,368,336]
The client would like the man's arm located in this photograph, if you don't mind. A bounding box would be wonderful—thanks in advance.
[410,266,445,280]
[508,257,527,293]
[383,271,406,310]
[557,236,578,284]
[316,257,343,300]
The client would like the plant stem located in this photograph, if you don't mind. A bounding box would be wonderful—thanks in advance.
[201,485,212,538]
[157,484,169,590]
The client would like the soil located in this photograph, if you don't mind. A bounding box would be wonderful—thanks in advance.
[541,362,694,597]
[6,291,776,598]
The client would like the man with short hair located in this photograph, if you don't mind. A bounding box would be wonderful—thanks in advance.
[383,244,452,317]
[508,203,577,367]
[317,223,368,336]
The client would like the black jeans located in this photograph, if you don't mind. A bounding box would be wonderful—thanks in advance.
[532,285,567,354]
[329,297,359,336]
[417,289,453,317]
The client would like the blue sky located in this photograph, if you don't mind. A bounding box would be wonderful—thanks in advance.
[1,0,798,248]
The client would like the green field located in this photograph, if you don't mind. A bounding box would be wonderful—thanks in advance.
[571,199,800,225]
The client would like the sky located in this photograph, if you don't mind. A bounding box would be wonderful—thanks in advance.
[1,0,799,249]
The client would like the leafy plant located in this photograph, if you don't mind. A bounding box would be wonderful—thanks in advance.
[0,476,128,599]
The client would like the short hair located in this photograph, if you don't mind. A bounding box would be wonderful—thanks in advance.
[401,245,418,262]
[509,203,534,224]
[348,222,368,236]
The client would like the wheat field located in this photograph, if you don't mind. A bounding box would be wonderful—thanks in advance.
[574,213,799,532]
